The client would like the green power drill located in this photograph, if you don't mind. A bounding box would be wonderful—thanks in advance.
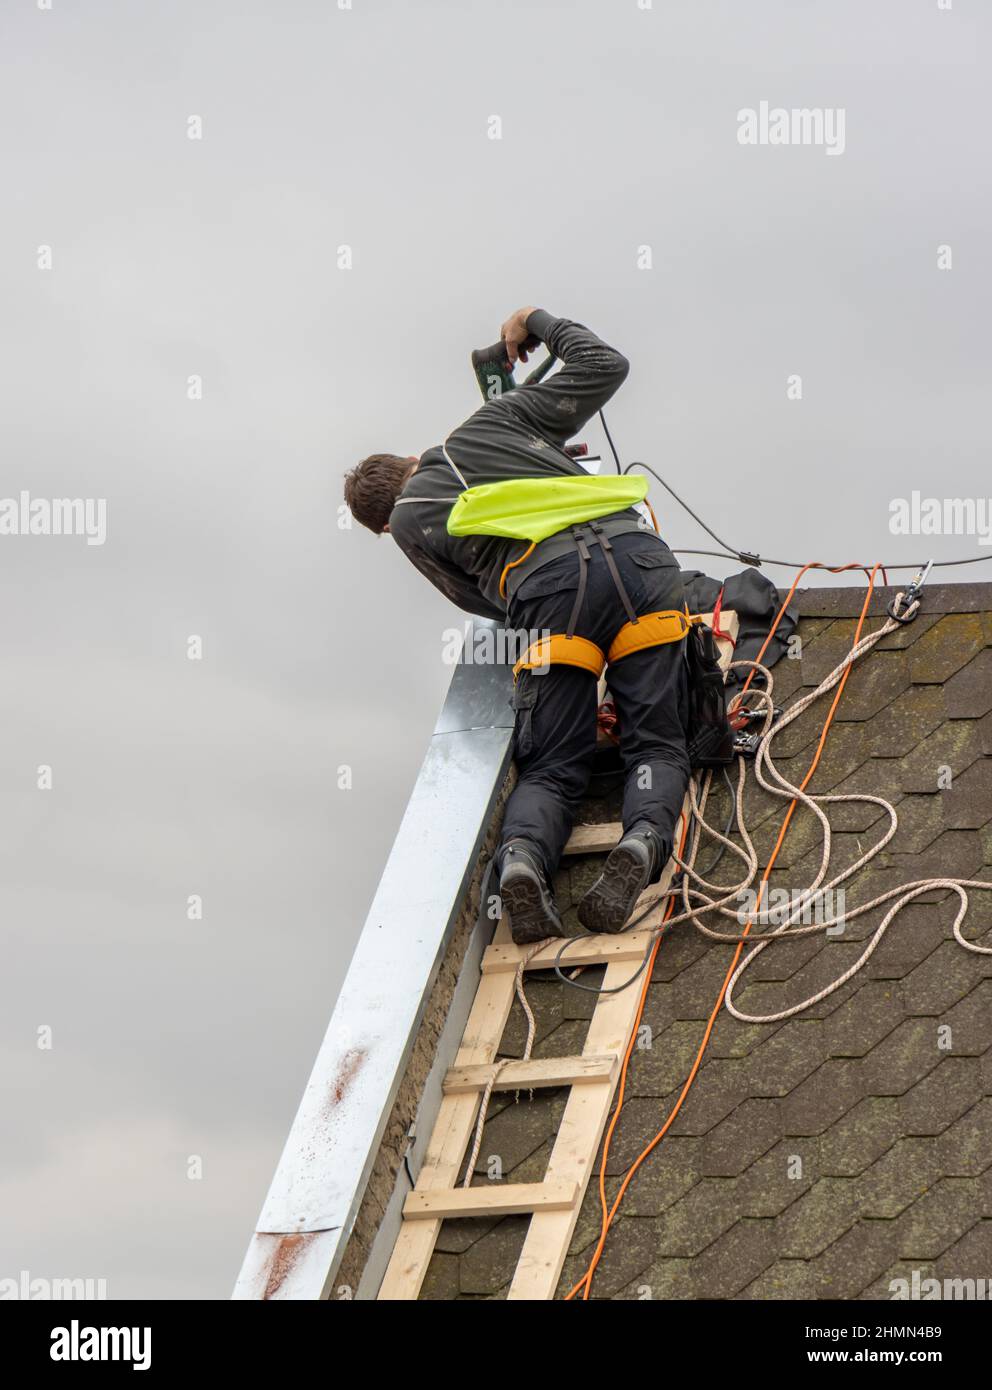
[470,336,555,399]
[470,338,591,461]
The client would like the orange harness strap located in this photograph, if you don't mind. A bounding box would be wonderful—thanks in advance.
[498,541,538,599]
[606,607,696,664]
[513,634,606,681]
[512,609,698,682]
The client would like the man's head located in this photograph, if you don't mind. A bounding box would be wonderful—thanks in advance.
[343,453,417,535]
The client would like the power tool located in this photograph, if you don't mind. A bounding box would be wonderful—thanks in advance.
[470,337,554,399]
[470,338,591,461]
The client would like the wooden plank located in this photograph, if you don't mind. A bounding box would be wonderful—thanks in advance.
[403,1179,577,1221]
[562,822,622,856]
[377,915,516,1301]
[482,930,654,975]
[443,1054,617,1095]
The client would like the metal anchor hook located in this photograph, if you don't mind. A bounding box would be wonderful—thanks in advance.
[887,558,933,624]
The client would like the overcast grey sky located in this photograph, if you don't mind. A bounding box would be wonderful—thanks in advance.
[1,0,989,1300]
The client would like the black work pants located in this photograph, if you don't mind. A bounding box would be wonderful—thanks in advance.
[499,531,691,881]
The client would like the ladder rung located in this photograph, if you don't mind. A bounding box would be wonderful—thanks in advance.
[562,822,622,855]
[443,1054,617,1095]
[482,930,653,974]
[403,1179,578,1221]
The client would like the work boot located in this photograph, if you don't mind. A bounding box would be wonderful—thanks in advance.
[498,840,566,945]
[577,825,663,935]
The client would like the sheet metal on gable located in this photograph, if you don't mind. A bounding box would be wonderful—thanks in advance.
[233,623,515,1300]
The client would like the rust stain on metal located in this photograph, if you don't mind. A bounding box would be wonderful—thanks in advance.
[328,1046,367,1108]
[262,1232,316,1301]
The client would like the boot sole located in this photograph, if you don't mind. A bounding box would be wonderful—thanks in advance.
[577,845,650,935]
[500,873,569,945]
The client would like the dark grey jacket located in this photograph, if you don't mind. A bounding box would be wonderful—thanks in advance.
[389,310,648,622]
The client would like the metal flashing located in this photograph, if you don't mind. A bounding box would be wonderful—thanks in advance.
[233,621,514,1300]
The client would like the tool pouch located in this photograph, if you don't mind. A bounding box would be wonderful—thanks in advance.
[685,622,735,769]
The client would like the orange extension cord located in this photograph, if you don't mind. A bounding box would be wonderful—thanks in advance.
[566,561,885,1300]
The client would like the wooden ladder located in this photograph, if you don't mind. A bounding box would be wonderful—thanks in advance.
[377,611,737,1301]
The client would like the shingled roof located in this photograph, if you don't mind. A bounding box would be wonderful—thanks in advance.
[418,581,992,1300]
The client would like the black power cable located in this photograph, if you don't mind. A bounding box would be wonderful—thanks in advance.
[598,408,623,475]
[596,405,992,575]
[699,767,737,878]
[626,458,992,574]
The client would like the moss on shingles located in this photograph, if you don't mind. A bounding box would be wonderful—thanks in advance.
[909,614,986,684]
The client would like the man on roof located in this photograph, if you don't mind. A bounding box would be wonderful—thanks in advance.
[344,308,691,944]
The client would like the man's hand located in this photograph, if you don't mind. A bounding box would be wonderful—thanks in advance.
[500,306,540,366]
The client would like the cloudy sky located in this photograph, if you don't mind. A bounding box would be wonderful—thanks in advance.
[2,0,989,1300]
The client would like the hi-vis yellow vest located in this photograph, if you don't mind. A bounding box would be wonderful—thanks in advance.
[446,473,649,543]
[427,443,654,597]
[407,444,690,678]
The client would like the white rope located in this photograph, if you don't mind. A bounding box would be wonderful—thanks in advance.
[636,600,992,1024]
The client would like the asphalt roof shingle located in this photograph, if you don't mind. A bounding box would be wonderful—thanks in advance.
[417,583,992,1299]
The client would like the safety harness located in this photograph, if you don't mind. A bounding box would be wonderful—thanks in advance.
[399,442,697,681]
[397,440,735,767]
[511,519,699,681]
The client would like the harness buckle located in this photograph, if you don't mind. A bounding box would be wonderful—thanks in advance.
[732,731,761,757]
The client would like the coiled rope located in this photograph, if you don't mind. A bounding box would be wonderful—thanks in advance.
[667,619,992,1023]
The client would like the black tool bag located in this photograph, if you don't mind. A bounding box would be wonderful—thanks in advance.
[684,621,735,768]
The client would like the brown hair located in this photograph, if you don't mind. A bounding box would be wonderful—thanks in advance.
[343,454,413,534]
